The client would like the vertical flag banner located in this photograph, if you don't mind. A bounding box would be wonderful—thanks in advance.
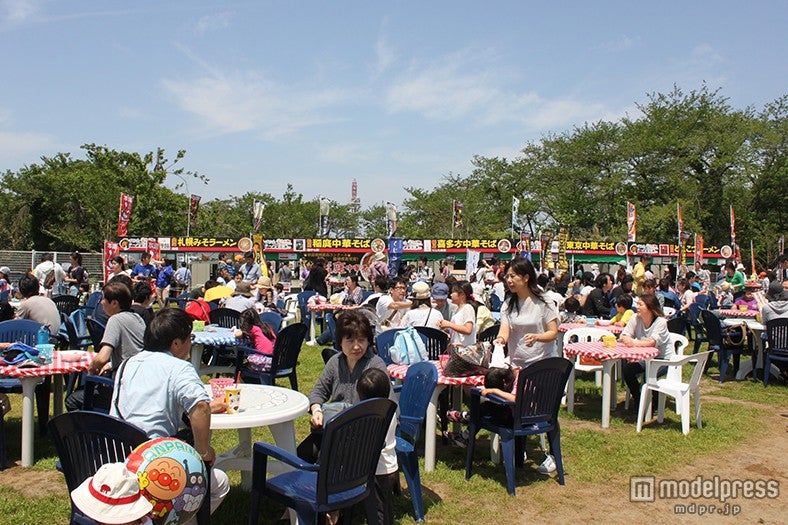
[453,200,464,230]
[103,241,119,283]
[146,239,161,262]
[252,201,265,232]
[189,194,201,227]
[779,235,785,256]
[695,235,704,264]
[539,231,552,272]
[387,238,403,277]
[511,197,520,233]
[626,201,637,242]
[253,234,268,277]
[730,205,737,260]
[117,193,134,237]
[385,202,398,238]
[520,231,532,261]
[466,250,480,282]
[319,197,331,237]
[557,225,569,271]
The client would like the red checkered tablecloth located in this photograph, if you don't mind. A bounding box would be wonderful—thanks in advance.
[715,309,759,318]
[563,342,658,363]
[388,360,485,386]
[308,303,353,312]
[0,350,93,378]
[559,322,624,334]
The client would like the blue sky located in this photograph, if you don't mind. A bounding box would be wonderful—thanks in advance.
[1,1,785,210]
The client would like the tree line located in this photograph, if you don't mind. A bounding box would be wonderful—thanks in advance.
[0,85,784,266]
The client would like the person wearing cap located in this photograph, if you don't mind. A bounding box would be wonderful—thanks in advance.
[238,251,262,284]
[400,281,444,329]
[111,309,229,517]
[223,281,256,313]
[71,462,153,525]
[723,261,746,293]
[130,252,157,283]
[431,282,452,321]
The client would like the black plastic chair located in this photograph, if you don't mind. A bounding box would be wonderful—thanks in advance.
[209,307,241,329]
[82,375,115,413]
[166,291,191,309]
[85,318,106,350]
[764,318,788,386]
[413,326,449,360]
[248,397,397,525]
[478,324,501,344]
[260,311,283,335]
[396,362,438,522]
[53,295,81,317]
[667,316,686,335]
[0,319,52,436]
[686,302,708,353]
[465,357,573,495]
[236,323,308,390]
[700,309,748,383]
[48,411,148,524]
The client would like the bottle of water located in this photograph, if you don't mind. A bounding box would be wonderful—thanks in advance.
[37,324,50,345]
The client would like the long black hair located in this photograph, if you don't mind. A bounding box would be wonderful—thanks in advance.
[239,308,276,341]
[503,256,545,315]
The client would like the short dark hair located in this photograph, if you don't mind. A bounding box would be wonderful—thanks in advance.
[140,252,151,260]
[595,273,612,288]
[108,273,133,290]
[103,281,133,311]
[18,273,39,298]
[356,368,391,400]
[485,367,514,391]
[389,277,407,290]
[335,309,373,346]
[145,308,192,352]
[616,294,633,309]
[347,274,359,285]
[374,276,389,291]
[244,251,254,259]
[132,281,153,303]
[564,296,581,314]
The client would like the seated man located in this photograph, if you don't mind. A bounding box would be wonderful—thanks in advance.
[15,273,61,336]
[110,308,229,516]
[581,273,613,318]
[66,280,145,411]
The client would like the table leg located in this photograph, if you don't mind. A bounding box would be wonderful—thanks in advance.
[237,428,252,489]
[20,377,38,467]
[190,343,204,370]
[601,362,614,429]
[610,364,617,411]
[52,374,64,417]
[308,310,317,344]
[424,386,444,472]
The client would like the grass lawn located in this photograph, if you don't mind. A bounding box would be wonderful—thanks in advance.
[0,338,785,524]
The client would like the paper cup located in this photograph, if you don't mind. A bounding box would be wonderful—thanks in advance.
[209,377,234,399]
[36,343,54,365]
[193,320,205,332]
[224,387,241,414]
[738,304,748,312]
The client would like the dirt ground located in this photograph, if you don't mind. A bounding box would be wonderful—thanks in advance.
[1,393,785,524]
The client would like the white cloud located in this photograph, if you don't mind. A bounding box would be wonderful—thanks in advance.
[690,43,723,65]
[163,70,350,139]
[194,11,232,34]
[0,131,59,156]
[1,0,39,22]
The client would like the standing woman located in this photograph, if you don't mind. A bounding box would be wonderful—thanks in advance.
[64,251,88,295]
[494,257,559,368]
[109,256,128,279]
[437,280,476,347]
[620,293,672,406]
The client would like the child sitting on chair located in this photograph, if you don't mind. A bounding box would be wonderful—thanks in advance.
[70,462,153,525]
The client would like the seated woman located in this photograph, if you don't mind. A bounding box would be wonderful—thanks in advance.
[297,309,388,462]
[620,294,673,406]
[399,281,444,329]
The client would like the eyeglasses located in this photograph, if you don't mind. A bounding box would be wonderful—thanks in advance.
[393,286,407,290]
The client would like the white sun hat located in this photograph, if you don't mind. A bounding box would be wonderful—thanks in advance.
[70,462,153,524]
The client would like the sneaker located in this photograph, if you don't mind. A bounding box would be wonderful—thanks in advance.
[446,410,470,424]
[537,454,556,474]
[305,340,318,347]
[443,431,467,448]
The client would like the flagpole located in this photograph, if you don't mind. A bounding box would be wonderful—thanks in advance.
[451,200,455,239]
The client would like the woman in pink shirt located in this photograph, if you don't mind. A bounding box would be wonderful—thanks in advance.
[235,308,277,371]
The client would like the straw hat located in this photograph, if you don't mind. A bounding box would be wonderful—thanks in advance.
[70,463,152,524]
[256,276,272,290]
[410,281,431,300]
[204,285,233,302]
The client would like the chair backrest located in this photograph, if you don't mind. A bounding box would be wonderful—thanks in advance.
[60,312,78,350]
[47,411,148,492]
[667,333,689,357]
[175,292,191,310]
[563,327,613,345]
[84,291,103,317]
[489,294,502,312]
[209,308,241,329]
[478,324,501,344]
[413,326,449,360]
[374,328,404,365]
[765,318,788,354]
[397,362,438,444]
[0,319,43,345]
[86,318,106,350]
[694,293,711,310]
[82,375,115,413]
[53,295,80,316]
[271,323,308,377]
[260,312,283,335]
[667,316,686,335]
[650,351,712,390]
[70,309,89,342]
[686,302,705,327]
[699,310,724,348]
[361,290,374,302]
[297,291,317,323]
[513,357,574,427]
[316,398,397,505]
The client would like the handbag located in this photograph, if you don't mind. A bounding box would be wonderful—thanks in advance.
[723,323,747,347]
[442,342,490,377]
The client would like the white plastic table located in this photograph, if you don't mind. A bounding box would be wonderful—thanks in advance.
[209,384,309,489]
[721,318,779,380]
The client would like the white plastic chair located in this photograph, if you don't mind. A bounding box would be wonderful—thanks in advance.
[625,333,689,412]
[636,351,712,435]
[564,327,615,414]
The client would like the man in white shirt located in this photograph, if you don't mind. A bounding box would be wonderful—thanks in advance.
[33,253,66,294]
[375,277,411,332]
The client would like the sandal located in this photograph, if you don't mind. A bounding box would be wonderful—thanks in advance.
[446,410,470,424]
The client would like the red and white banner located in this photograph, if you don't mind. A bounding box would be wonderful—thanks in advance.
[626,202,636,242]
[103,241,119,282]
[117,193,134,237]
[189,194,201,227]
[695,235,704,264]
[730,205,738,260]
[146,238,161,262]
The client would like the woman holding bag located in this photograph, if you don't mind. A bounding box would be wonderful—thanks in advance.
[494,257,559,368]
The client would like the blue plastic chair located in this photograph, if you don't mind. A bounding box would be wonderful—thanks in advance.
[260,311,283,335]
[248,397,397,525]
[82,375,115,413]
[374,328,404,365]
[396,362,438,522]
[763,318,788,387]
[413,326,449,360]
[83,291,103,318]
[465,357,573,495]
[296,290,317,326]
[686,302,708,354]
[68,309,92,350]
[85,318,106,350]
[701,309,748,383]
[236,323,307,390]
[0,319,51,436]
[489,294,502,312]
[48,411,149,525]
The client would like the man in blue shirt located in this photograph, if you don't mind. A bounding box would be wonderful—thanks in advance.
[238,251,261,284]
[130,252,157,282]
